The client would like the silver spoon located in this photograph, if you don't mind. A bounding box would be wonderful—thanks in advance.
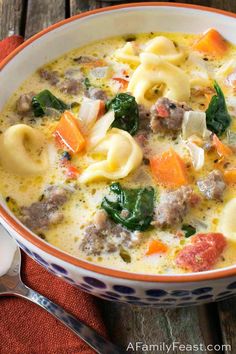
[0,227,124,354]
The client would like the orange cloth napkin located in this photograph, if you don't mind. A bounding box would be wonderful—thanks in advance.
[0,36,107,354]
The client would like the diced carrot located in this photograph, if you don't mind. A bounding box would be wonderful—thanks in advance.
[66,165,80,179]
[150,148,188,188]
[112,77,129,90]
[193,29,229,57]
[54,111,86,153]
[98,100,106,118]
[212,134,232,157]
[146,239,168,255]
[224,169,236,184]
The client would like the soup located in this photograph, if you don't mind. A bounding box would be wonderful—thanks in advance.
[1,29,236,274]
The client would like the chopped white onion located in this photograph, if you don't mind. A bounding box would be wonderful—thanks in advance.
[186,53,209,73]
[182,111,211,140]
[78,97,101,134]
[215,58,236,80]
[90,66,109,79]
[185,141,205,171]
[87,110,115,151]
[186,52,211,87]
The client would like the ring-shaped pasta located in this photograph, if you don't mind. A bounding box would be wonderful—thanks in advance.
[114,42,140,66]
[79,128,143,183]
[0,124,49,175]
[144,36,185,65]
[128,52,190,107]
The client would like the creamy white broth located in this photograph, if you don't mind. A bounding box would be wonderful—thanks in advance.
[1,31,236,274]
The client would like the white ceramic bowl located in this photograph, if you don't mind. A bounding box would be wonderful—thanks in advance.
[1,2,236,307]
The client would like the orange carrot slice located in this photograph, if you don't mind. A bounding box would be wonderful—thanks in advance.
[112,77,129,91]
[193,29,229,57]
[146,239,168,255]
[54,111,86,153]
[150,149,188,188]
[98,100,106,118]
[224,169,236,184]
[213,134,232,157]
[66,165,80,179]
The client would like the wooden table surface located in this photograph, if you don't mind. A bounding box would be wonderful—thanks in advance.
[1,1,236,353]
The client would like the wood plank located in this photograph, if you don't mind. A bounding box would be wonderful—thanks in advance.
[174,0,236,12]
[210,0,236,11]
[0,0,25,40]
[69,0,99,15]
[218,298,236,354]
[99,301,219,352]
[24,0,66,39]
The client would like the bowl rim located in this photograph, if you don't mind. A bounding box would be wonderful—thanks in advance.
[1,2,236,283]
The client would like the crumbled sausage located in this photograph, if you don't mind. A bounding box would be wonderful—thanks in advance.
[86,87,108,101]
[197,170,226,201]
[39,68,60,85]
[20,186,69,232]
[150,97,191,133]
[73,55,96,64]
[79,210,142,256]
[153,186,200,227]
[134,104,151,156]
[16,92,35,115]
[58,78,82,95]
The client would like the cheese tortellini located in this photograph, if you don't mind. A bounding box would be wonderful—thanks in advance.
[144,36,185,65]
[114,42,140,66]
[218,198,236,242]
[128,52,190,107]
[0,124,49,175]
[79,128,143,183]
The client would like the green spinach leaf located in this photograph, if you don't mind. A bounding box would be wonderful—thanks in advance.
[32,89,68,117]
[101,182,155,231]
[84,77,91,90]
[106,93,139,135]
[206,81,231,136]
[181,224,196,238]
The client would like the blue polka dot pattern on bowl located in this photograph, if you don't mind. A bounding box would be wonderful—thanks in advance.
[17,241,33,256]
[192,287,213,295]
[63,276,75,284]
[145,289,167,297]
[113,285,135,294]
[83,277,106,289]
[33,252,49,266]
[196,294,213,300]
[51,263,68,274]
[227,281,236,289]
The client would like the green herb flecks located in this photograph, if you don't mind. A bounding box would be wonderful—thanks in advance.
[181,224,196,238]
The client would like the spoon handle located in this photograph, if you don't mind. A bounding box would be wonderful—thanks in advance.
[14,285,124,354]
